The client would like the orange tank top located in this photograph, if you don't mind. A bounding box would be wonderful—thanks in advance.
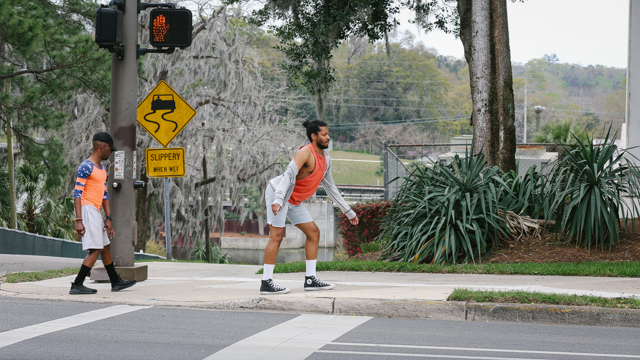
[288,144,326,205]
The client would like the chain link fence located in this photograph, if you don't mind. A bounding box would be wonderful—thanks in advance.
[383,140,563,200]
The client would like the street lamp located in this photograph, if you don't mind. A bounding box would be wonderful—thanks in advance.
[534,106,545,132]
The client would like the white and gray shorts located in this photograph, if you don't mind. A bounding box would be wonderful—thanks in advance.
[80,205,110,251]
[265,185,313,228]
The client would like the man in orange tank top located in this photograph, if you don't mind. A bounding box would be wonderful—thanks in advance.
[261,120,360,294]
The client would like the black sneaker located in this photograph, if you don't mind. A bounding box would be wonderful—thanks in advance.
[304,276,335,291]
[260,279,291,295]
[69,283,97,295]
[111,276,137,292]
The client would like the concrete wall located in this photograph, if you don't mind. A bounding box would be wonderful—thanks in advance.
[0,227,163,260]
[284,201,338,248]
[221,200,340,250]
[0,227,86,259]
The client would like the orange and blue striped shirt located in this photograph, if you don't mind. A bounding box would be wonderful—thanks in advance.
[73,159,109,211]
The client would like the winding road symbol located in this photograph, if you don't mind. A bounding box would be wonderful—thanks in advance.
[144,94,178,133]
[137,80,197,147]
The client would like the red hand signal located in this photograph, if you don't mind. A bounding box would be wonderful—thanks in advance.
[153,15,170,42]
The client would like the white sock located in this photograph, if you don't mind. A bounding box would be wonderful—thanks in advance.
[263,264,275,280]
[306,259,317,277]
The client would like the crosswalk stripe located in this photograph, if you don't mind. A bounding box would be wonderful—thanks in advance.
[328,342,640,358]
[316,350,546,359]
[0,305,151,349]
[203,314,371,360]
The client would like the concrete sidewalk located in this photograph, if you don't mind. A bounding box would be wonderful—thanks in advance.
[2,260,640,327]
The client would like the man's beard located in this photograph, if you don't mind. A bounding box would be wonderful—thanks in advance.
[317,141,329,150]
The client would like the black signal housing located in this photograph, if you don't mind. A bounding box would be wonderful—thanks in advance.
[149,8,192,48]
[95,6,123,48]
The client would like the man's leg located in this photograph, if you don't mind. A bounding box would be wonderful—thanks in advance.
[101,245,136,292]
[260,225,291,294]
[263,225,285,266]
[70,249,101,295]
[296,221,334,291]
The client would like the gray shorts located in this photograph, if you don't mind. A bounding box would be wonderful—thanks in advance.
[80,205,110,251]
[265,185,313,228]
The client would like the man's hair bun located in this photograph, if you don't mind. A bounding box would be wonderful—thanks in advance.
[302,120,310,128]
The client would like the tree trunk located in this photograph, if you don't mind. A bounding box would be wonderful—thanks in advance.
[491,0,516,172]
[469,0,498,165]
[458,0,516,171]
[314,56,330,120]
[135,169,149,252]
[258,190,266,237]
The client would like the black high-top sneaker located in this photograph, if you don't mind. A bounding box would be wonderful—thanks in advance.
[69,283,97,295]
[260,279,291,295]
[304,276,335,291]
[111,276,137,292]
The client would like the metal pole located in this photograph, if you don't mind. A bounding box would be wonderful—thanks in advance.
[524,77,527,143]
[382,141,388,201]
[108,0,138,266]
[323,201,327,261]
[164,177,172,260]
[5,76,16,229]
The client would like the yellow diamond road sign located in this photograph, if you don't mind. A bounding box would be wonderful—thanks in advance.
[137,80,196,147]
[146,147,185,178]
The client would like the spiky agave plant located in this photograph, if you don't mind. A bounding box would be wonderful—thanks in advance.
[380,146,510,265]
[545,127,640,249]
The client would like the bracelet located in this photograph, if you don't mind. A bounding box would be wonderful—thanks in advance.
[105,215,113,220]
[75,218,82,221]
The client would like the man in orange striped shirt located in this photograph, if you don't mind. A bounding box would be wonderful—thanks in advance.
[70,132,136,295]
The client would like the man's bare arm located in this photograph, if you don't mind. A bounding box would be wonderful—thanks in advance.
[74,198,85,237]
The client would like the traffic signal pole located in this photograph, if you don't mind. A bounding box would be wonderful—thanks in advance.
[108,0,138,270]
[92,1,193,277]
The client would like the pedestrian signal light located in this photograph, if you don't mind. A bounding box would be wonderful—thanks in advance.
[149,8,193,48]
[95,6,122,48]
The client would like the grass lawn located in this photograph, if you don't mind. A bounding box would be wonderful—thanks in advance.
[259,260,640,278]
[328,150,382,161]
[327,150,413,185]
[449,289,640,309]
[328,150,383,185]
[4,267,80,283]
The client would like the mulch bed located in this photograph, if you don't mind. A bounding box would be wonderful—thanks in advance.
[350,221,640,263]
[487,227,640,263]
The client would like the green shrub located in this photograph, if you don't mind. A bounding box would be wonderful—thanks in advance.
[533,120,589,144]
[360,242,382,254]
[499,166,548,219]
[190,241,232,264]
[545,128,640,249]
[380,147,510,265]
[145,239,166,257]
[337,201,392,256]
[224,210,240,220]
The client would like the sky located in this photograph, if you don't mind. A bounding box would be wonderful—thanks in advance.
[397,0,630,68]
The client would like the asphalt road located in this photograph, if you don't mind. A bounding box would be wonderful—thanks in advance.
[1,297,640,360]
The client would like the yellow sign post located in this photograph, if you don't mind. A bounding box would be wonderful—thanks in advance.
[137,80,196,147]
[146,147,185,178]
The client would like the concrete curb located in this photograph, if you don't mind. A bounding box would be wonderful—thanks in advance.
[3,287,640,327]
[195,297,335,314]
[466,302,640,328]
[170,297,640,327]
[334,299,466,320]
